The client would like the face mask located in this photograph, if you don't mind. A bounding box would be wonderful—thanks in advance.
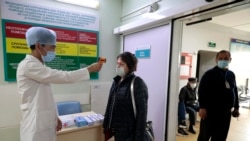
[217,60,229,69]
[190,83,196,89]
[116,67,126,77]
[42,51,56,62]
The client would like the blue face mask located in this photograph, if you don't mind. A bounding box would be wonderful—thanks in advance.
[42,51,56,62]
[217,60,229,69]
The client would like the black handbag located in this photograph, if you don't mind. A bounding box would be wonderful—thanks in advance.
[130,76,155,141]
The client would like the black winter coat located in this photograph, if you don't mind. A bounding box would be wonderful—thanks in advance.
[198,66,239,111]
[103,74,148,141]
[179,85,197,107]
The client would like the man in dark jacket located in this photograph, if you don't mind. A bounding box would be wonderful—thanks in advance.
[178,77,199,135]
[197,50,240,141]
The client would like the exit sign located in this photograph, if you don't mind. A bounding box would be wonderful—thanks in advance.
[208,42,216,47]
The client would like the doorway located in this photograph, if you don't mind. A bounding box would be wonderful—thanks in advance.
[173,1,250,141]
[196,50,217,81]
[123,23,171,141]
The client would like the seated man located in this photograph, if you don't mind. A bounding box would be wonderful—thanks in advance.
[178,77,199,135]
[177,100,189,136]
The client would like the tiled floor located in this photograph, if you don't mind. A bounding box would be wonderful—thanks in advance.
[176,103,250,141]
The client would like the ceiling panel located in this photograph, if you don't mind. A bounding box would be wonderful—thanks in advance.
[209,8,250,32]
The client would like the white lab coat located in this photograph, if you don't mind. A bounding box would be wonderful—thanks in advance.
[16,55,90,141]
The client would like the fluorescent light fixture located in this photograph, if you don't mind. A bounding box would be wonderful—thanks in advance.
[55,0,99,9]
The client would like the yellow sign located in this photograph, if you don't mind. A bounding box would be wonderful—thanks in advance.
[6,38,30,54]
[78,44,97,57]
[56,42,78,56]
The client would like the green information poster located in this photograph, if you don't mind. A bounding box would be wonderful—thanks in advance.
[2,21,99,81]
[1,0,100,81]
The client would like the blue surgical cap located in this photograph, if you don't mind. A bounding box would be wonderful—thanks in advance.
[25,27,56,47]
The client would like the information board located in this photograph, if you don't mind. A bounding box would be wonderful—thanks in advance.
[230,38,250,85]
[180,52,192,79]
[1,0,99,81]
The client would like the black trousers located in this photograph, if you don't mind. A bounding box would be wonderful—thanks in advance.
[197,109,231,141]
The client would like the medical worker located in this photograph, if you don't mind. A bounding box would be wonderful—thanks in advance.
[16,27,102,141]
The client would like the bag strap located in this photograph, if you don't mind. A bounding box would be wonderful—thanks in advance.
[130,76,137,118]
[131,77,154,141]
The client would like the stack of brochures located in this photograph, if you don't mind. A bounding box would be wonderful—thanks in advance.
[59,112,104,128]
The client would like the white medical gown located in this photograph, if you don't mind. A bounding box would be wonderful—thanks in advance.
[16,54,90,141]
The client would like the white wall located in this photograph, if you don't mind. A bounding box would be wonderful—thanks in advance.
[180,22,250,88]
[121,0,206,24]
[0,0,122,140]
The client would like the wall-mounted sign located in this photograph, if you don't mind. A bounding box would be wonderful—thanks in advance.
[208,42,216,48]
[230,38,250,86]
[135,45,151,58]
[1,0,100,81]
[180,52,192,79]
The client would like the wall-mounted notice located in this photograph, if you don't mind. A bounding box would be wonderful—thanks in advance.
[1,0,99,81]
[135,45,151,58]
[230,38,250,85]
[180,52,192,79]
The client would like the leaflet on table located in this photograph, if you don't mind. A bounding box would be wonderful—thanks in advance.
[59,115,75,128]
[75,116,88,127]
[88,113,104,123]
[83,116,94,126]
[59,113,105,128]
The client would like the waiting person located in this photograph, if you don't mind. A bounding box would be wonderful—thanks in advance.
[177,100,189,136]
[197,50,240,141]
[177,77,199,135]
[17,27,103,141]
[103,52,148,141]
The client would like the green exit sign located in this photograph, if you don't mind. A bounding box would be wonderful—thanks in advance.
[208,42,216,48]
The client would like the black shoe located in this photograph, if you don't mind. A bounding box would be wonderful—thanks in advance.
[177,128,189,136]
[188,127,196,134]
[179,121,187,129]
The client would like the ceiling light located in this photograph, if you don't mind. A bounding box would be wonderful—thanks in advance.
[55,0,99,9]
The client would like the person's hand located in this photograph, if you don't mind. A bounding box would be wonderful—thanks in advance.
[103,128,114,141]
[87,62,103,73]
[56,117,62,132]
[103,128,107,134]
[231,108,240,118]
[199,108,207,119]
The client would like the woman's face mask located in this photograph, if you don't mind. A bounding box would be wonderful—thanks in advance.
[116,66,126,77]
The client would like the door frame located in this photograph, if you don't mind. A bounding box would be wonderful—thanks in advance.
[171,1,250,141]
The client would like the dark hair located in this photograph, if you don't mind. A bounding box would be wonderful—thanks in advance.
[30,45,35,50]
[30,44,45,50]
[216,50,231,58]
[117,51,138,74]
[188,77,197,82]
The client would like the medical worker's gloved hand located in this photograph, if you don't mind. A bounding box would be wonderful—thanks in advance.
[87,62,103,73]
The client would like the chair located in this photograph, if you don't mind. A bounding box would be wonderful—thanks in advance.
[57,101,82,116]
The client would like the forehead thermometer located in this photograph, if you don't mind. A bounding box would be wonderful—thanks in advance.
[98,57,106,64]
